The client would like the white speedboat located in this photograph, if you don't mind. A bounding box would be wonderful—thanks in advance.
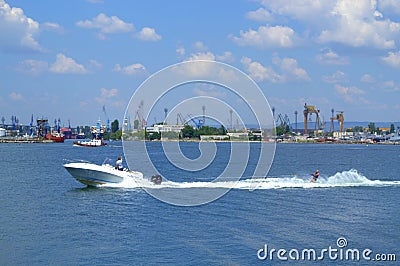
[64,159,143,186]
[73,138,106,147]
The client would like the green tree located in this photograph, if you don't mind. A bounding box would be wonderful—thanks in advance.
[149,132,160,141]
[181,125,195,138]
[390,124,395,133]
[218,125,227,135]
[368,122,376,133]
[161,131,179,140]
[275,126,285,136]
[274,125,291,136]
[111,119,119,133]
[198,126,215,135]
[353,126,364,132]
[133,119,139,129]
[115,130,122,140]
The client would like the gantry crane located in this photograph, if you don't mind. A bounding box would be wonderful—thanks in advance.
[330,111,344,134]
[134,101,146,130]
[186,114,203,129]
[276,113,292,133]
[176,113,185,125]
[303,103,323,135]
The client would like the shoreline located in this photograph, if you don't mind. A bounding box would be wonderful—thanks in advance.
[1,137,399,145]
[0,138,55,143]
[124,139,400,145]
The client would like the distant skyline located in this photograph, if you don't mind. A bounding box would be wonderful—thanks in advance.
[1,0,400,126]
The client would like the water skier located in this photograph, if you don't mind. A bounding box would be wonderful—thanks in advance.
[310,169,319,183]
[115,155,123,171]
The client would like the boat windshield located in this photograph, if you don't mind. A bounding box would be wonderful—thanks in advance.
[102,158,114,167]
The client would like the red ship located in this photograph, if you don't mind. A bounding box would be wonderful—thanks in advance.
[45,132,65,143]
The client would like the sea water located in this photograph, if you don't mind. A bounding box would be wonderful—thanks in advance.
[0,141,399,265]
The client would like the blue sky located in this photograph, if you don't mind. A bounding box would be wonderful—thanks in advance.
[1,0,400,127]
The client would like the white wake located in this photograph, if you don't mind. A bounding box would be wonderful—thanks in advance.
[101,169,400,190]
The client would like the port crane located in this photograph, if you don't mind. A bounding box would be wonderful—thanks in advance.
[134,101,146,130]
[330,111,344,134]
[303,103,323,135]
[176,113,185,125]
[186,114,203,129]
[276,113,292,132]
[102,105,110,131]
[176,112,204,130]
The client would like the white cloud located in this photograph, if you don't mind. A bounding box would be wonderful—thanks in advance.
[76,13,134,36]
[172,50,235,79]
[101,88,118,97]
[378,0,400,15]
[361,74,375,83]
[335,84,366,103]
[96,88,118,104]
[42,22,64,34]
[382,80,400,91]
[18,57,97,75]
[193,84,226,98]
[246,8,274,22]
[9,92,24,101]
[193,41,208,52]
[258,0,331,23]
[216,51,235,63]
[88,59,102,70]
[176,46,185,57]
[113,63,146,75]
[381,50,400,67]
[17,59,48,75]
[374,10,383,19]
[232,25,297,48]
[322,71,348,83]
[49,53,88,74]
[250,0,400,49]
[0,0,42,52]
[318,0,400,49]
[136,27,161,41]
[187,52,234,62]
[180,42,234,63]
[382,80,395,88]
[316,48,349,65]
[187,51,216,61]
[240,57,282,83]
[272,56,310,81]
[241,55,310,83]
[170,49,228,78]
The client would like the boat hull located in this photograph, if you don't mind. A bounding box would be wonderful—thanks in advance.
[64,162,142,186]
[45,133,65,143]
[73,139,106,147]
